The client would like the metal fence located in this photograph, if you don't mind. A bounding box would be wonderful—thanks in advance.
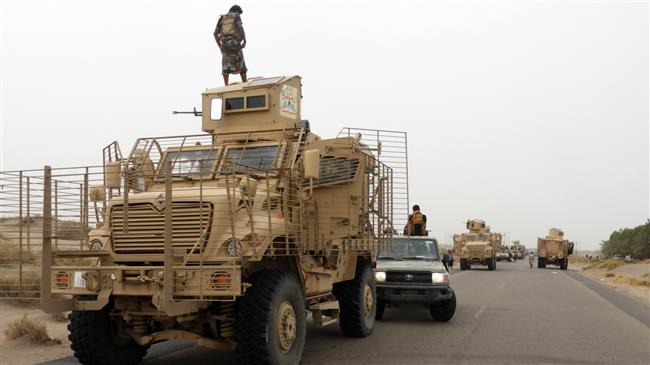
[0,166,104,301]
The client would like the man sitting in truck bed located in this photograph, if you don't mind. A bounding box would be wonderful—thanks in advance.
[406,204,427,236]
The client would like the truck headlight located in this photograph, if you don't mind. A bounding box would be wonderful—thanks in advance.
[431,273,449,283]
[374,271,386,283]
[225,238,242,256]
[89,240,103,251]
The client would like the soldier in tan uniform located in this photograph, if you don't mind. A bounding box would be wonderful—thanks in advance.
[214,5,248,85]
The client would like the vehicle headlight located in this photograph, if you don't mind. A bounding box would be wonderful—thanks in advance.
[374,271,386,283]
[89,240,103,251]
[431,273,449,283]
[225,238,242,256]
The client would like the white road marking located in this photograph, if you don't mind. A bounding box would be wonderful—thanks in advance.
[474,305,487,318]
[498,283,506,290]
[552,271,558,275]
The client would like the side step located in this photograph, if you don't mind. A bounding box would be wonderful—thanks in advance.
[309,300,339,327]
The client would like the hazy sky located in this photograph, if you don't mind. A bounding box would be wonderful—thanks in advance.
[1,0,648,250]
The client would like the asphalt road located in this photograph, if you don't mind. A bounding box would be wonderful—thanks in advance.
[44,261,650,365]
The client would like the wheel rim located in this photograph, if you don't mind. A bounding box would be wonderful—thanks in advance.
[363,284,374,318]
[277,301,297,354]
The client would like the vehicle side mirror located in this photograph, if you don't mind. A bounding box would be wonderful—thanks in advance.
[105,161,122,188]
[303,149,320,180]
[89,185,106,202]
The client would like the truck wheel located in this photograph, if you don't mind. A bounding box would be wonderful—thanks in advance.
[375,300,386,320]
[537,257,544,269]
[460,259,467,271]
[561,259,568,270]
[333,261,376,337]
[487,257,495,271]
[429,289,456,322]
[235,270,306,365]
[68,304,148,365]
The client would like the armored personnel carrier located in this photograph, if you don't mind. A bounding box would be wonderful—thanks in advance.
[453,219,502,270]
[40,76,394,365]
[511,240,526,260]
[374,235,456,321]
[537,228,574,270]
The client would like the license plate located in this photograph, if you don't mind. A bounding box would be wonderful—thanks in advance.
[73,272,86,288]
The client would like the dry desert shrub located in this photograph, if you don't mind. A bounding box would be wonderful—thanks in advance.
[4,314,60,344]
[55,221,89,240]
[604,272,615,278]
[0,269,41,300]
[0,234,37,265]
[613,275,650,288]
[598,260,626,271]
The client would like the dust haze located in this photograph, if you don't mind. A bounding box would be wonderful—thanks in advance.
[1,0,648,250]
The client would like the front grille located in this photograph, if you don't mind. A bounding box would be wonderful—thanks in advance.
[111,202,212,254]
[386,271,431,284]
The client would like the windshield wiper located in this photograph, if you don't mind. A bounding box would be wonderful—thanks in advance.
[402,256,434,261]
[378,255,403,260]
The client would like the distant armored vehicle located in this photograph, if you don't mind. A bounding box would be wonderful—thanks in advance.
[374,236,456,321]
[511,240,526,260]
[41,76,395,365]
[537,228,574,270]
[495,249,512,262]
[453,219,502,271]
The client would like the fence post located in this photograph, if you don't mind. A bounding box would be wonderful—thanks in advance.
[26,176,30,251]
[18,172,23,297]
[42,166,52,306]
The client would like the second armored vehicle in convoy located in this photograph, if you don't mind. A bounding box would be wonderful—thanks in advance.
[40,76,395,365]
[537,228,574,270]
[374,236,456,321]
[510,240,526,260]
[453,219,502,271]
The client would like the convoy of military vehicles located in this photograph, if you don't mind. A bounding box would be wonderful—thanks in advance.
[10,74,573,365]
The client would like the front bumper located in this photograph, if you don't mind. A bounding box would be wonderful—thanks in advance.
[377,284,453,304]
[49,264,242,301]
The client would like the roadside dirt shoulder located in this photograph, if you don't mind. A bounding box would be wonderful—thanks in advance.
[571,262,650,307]
[0,301,72,365]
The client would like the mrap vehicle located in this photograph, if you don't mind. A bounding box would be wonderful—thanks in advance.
[40,76,395,365]
[537,228,574,270]
[453,219,502,271]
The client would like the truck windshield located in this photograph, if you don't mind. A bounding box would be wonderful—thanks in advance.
[466,234,489,241]
[379,238,439,260]
[160,149,218,179]
[220,145,280,175]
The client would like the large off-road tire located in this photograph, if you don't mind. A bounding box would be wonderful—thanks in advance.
[561,258,568,270]
[429,289,456,322]
[487,257,495,271]
[333,261,376,337]
[537,257,545,269]
[68,304,148,365]
[235,270,306,365]
[375,300,386,320]
[460,258,468,271]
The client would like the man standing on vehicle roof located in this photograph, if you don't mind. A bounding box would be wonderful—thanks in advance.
[407,205,427,236]
[214,5,248,85]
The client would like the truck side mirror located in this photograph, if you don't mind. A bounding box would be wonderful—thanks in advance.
[105,161,122,189]
[303,149,320,180]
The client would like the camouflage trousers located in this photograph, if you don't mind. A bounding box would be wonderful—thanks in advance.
[220,37,247,75]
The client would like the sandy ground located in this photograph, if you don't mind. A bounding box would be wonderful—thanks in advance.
[0,302,72,365]
[571,261,650,307]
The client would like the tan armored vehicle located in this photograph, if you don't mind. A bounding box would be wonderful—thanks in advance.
[453,219,502,271]
[537,228,574,270]
[40,76,394,365]
[511,240,526,260]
